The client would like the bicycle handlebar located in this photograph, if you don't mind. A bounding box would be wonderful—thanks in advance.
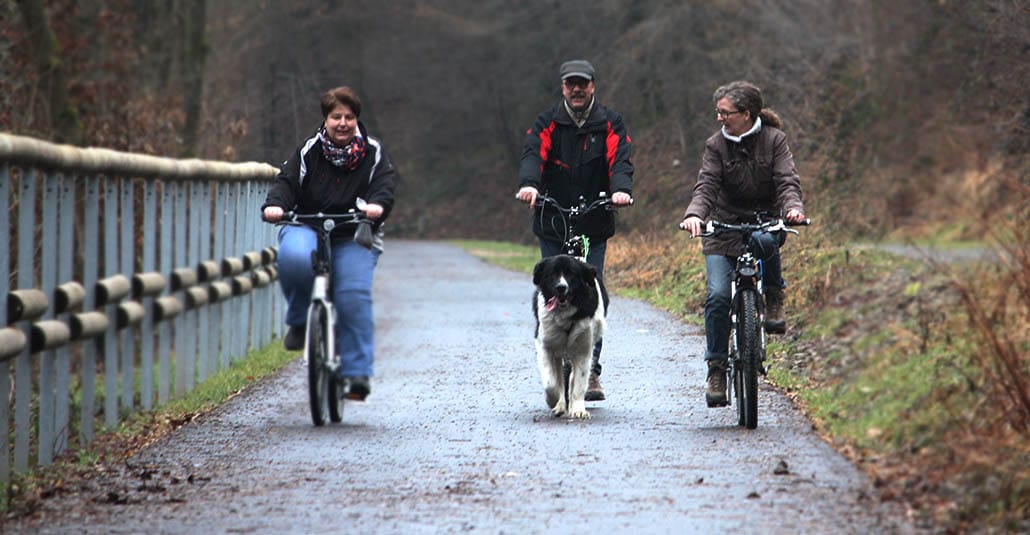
[534,194,630,216]
[282,211,372,223]
[697,217,810,238]
[263,210,373,226]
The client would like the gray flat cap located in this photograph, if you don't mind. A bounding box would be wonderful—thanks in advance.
[560,59,595,80]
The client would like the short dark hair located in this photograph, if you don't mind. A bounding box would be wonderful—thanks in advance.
[713,81,782,129]
[320,86,362,118]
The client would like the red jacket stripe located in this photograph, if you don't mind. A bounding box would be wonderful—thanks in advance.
[538,122,556,175]
[605,121,619,178]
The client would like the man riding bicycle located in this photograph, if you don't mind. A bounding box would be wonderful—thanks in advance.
[516,59,634,401]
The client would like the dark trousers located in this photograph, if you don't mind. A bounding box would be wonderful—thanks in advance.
[539,238,607,376]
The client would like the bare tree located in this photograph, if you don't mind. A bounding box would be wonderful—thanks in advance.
[180,0,207,157]
[16,0,83,145]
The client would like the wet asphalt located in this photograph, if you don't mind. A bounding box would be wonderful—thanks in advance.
[10,241,916,534]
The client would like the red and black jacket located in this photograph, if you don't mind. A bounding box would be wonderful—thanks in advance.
[518,99,634,242]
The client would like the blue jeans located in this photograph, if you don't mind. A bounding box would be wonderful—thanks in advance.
[703,231,785,362]
[277,224,380,377]
[539,238,607,376]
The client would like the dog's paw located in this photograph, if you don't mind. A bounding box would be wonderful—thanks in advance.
[545,389,560,409]
[568,400,590,419]
[569,408,591,420]
[550,403,567,418]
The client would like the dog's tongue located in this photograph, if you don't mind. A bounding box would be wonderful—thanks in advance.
[545,296,559,311]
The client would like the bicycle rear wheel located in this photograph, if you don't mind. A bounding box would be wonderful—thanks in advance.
[737,289,760,429]
[307,303,330,426]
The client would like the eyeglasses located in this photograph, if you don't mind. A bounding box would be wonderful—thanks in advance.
[716,108,743,118]
[562,78,592,89]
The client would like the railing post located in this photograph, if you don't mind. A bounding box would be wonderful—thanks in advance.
[226,182,241,361]
[15,170,38,473]
[103,176,120,428]
[81,174,101,443]
[55,173,75,457]
[1,165,12,483]
[119,177,136,413]
[174,180,189,396]
[38,171,59,466]
[243,181,256,353]
[212,182,227,371]
[158,180,174,403]
[194,180,210,382]
[140,179,158,410]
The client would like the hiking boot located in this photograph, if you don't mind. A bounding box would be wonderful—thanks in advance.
[764,286,786,335]
[345,376,370,401]
[705,360,728,407]
[283,325,305,350]
[585,372,606,401]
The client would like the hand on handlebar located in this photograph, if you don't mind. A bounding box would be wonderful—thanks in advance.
[611,191,633,206]
[360,202,384,220]
[263,205,284,223]
[515,186,539,208]
[680,215,704,238]
[785,209,806,225]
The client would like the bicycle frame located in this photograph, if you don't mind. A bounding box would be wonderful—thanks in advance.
[306,218,338,372]
[728,248,766,369]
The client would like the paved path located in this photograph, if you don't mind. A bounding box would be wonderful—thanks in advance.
[9,241,915,534]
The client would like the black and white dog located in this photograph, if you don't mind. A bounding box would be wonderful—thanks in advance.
[532,255,609,419]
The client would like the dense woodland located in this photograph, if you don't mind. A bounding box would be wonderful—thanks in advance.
[2,0,1026,243]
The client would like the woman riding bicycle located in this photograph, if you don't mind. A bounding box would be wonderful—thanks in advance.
[679,81,806,407]
[262,86,398,401]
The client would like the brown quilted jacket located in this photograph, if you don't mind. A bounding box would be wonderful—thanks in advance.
[684,125,804,256]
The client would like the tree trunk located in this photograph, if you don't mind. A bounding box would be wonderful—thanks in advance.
[17,0,83,145]
[180,0,207,158]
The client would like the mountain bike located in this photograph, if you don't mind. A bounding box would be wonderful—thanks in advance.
[534,193,623,260]
[687,214,809,429]
[275,208,374,426]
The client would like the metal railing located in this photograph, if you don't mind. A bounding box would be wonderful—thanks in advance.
[0,132,282,482]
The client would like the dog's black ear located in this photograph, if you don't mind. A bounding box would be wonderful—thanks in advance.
[532,258,546,285]
[579,260,597,281]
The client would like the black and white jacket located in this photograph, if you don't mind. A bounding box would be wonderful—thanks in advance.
[263,122,398,238]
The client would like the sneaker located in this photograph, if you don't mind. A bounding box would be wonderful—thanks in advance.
[705,360,728,407]
[585,372,606,401]
[345,376,370,401]
[283,325,305,350]
[764,286,786,334]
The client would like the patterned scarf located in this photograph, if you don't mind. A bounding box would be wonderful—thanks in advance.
[318,126,366,171]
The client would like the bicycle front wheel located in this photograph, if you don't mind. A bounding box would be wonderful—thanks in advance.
[307,303,330,426]
[737,289,761,429]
